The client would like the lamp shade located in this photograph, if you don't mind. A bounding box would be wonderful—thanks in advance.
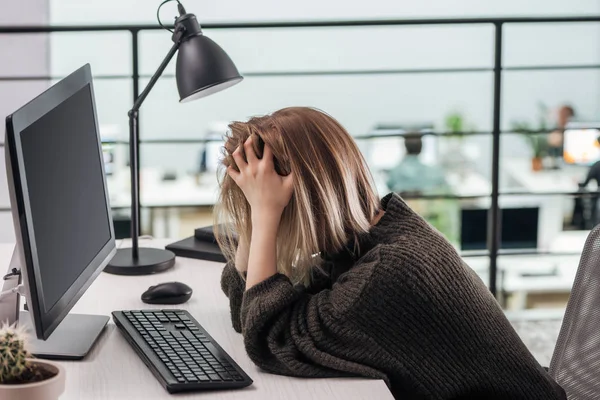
[176,34,243,103]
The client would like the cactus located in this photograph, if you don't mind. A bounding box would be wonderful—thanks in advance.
[0,323,31,384]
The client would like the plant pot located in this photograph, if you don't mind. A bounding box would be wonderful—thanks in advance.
[531,157,543,172]
[0,359,65,400]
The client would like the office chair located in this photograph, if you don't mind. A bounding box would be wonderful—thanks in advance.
[549,224,600,399]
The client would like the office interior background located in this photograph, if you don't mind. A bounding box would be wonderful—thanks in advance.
[2,0,600,319]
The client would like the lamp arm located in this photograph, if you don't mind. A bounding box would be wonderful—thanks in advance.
[130,31,184,114]
[127,27,185,258]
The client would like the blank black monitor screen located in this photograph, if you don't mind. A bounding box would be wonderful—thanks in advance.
[20,85,111,312]
[460,208,539,251]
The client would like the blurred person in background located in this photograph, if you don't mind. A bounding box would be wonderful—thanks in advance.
[386,133,447,195]
[573,135,600,229]
[547,105,576,158]
[386,133,458,244]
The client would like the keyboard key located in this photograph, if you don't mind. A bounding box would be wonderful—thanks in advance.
[208,374,221,381]
[198,375,210,382]
[220,373,234,381]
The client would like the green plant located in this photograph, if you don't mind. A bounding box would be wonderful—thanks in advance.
[445,112,464,139]
[0,323,30,384]
[0,323,54,385]
[525,134,548,158]
[511,121,548,158]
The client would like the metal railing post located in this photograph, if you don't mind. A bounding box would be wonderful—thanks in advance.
[488,22,503,297]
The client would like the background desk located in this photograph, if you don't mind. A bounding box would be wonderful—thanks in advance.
[0,240,392,400]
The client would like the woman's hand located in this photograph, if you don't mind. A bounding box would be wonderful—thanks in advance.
[228,136,294,225]
[227,136,293,289]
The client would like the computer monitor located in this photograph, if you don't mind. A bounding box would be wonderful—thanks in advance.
[460,207,539,251]
[0,64,116,359]
[563,124,600,166]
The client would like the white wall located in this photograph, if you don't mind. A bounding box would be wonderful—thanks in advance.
[46,0,600,181]
[0,0,50,242]
[49,0,600,24]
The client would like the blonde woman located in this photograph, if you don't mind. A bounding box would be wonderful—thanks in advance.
[216,107,566,400]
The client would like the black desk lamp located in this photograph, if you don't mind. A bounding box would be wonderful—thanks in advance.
[105,0,243,275]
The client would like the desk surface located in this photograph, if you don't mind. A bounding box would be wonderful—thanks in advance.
[0,241,392,400]
[502,158,588,193]
[107,172,220,209]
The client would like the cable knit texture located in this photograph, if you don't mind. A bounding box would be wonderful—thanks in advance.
[221,193,567,399]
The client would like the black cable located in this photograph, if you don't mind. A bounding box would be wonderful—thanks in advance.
[3,268,20,280]
[177,1,186,15]
[156,0,183,33]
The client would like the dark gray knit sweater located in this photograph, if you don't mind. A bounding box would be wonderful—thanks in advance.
[221,193,567,399]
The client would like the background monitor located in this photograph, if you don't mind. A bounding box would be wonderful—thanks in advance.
[460,207,539,251]
[2,64,115,359]
[563,124,600,166]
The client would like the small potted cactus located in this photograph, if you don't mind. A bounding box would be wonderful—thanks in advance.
[0,323,65,400]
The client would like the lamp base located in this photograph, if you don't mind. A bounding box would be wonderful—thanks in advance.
[104,247,175,275]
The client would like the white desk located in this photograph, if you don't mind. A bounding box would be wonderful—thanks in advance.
[501,159,587,194]
[107,171,220,209]
[0,241,392,400]
[106,171,220,237]
[464,230,588,310]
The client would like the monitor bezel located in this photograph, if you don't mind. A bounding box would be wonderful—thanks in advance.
[4,64,116,340]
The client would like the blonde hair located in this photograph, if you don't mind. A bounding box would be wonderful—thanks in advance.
[214,107,380,285]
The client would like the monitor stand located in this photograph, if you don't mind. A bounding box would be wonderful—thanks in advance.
[0,247,109,360]
[18,311,109,360]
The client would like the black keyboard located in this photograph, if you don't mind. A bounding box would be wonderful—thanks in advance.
[112,310,253,393]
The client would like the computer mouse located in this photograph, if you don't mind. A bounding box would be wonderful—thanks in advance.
[141,282,193,305]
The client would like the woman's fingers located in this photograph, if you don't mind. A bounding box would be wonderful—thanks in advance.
[227,166,240,182]
[282,171,294,191]
[262,144,275,168]
[232,145,247,170]
[244,136,258,164]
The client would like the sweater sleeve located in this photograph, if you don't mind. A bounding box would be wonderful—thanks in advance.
[239,248,388,381]
[220,262,246,333]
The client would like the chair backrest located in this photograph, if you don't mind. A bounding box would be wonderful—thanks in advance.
[550,224,600,399]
